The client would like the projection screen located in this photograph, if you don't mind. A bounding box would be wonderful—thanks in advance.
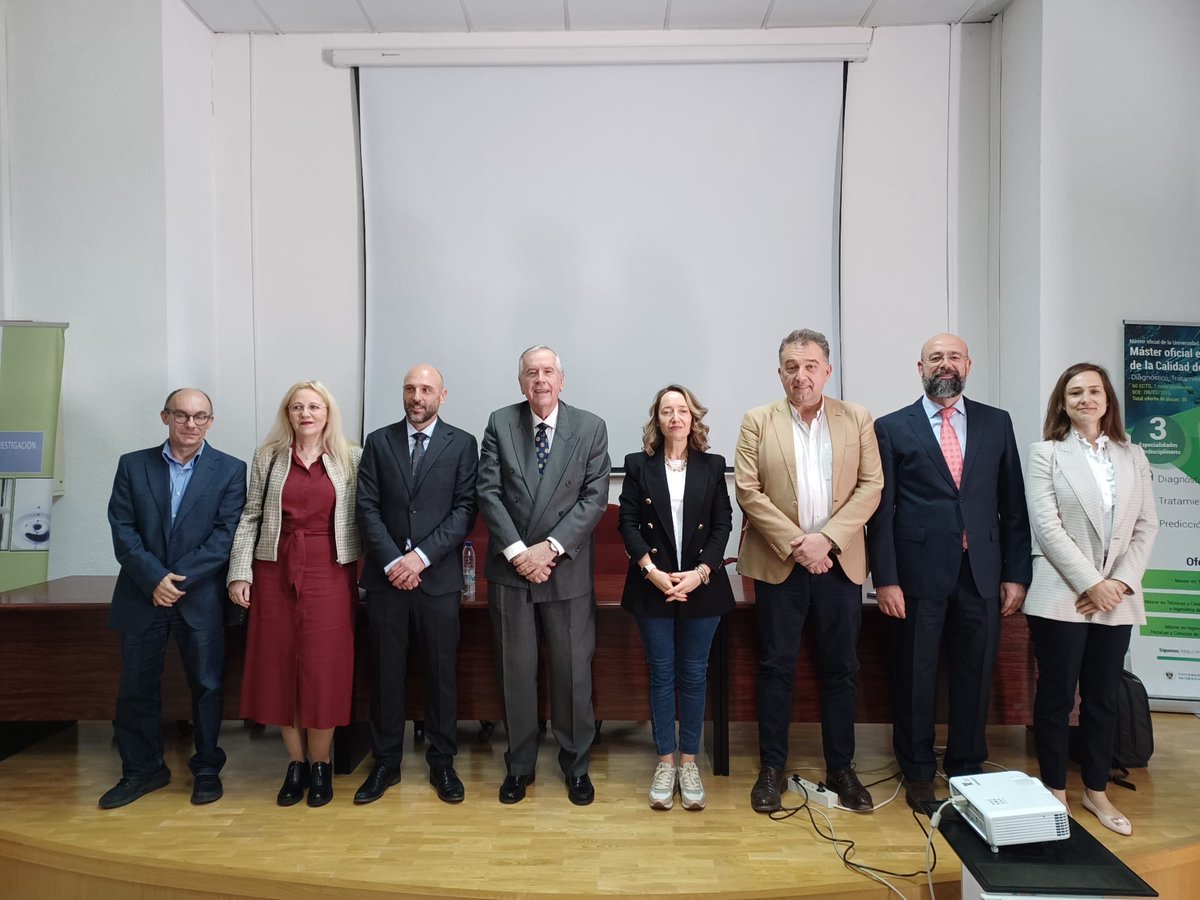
[360,61,845,462]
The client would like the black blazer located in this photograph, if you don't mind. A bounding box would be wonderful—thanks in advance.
[618,450,735,619]
[356,418,478,597]
[867,397,1032,601]
[107,444,247,634]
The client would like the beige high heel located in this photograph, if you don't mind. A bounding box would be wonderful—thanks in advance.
[1082,792,1131,836]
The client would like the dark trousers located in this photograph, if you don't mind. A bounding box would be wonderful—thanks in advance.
[115,605,226,780]
[755,560,862,771]
[489,584,596,778]
[366,587,460,770]
[892,552,999,782]
[1027,615,1131,792]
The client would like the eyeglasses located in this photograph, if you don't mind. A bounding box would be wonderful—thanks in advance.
[166,410,211,425]
[288,403,327,415]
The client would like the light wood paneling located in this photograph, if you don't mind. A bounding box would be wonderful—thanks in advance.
[2,716,1198,898]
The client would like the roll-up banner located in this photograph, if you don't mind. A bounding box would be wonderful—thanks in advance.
[0,321,67,592]
[1124,321,1200,710]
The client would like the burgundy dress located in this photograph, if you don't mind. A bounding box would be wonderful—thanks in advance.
[240,451,356,729]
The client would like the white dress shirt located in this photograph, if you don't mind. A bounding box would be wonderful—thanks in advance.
[384,418,438,572]
[502,404,565,561]
[790,402,833,533]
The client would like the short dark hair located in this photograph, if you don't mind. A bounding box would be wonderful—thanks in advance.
[778,329,830,363]
[1042,363,1126,443]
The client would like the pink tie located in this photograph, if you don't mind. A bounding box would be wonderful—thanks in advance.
[939,407,967,548]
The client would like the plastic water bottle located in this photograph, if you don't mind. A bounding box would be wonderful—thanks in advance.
[461,540,476,602]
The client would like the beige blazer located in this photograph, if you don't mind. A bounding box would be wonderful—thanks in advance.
[1024,437,1158,625]
[227,444,363,585]
[735,396,883,585]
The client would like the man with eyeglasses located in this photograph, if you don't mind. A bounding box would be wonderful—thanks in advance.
[100,388,246,809]
[867,334,1030,813]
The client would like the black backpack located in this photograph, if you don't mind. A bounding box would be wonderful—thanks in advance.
[1065,669,1153,789]
[1111,669,1154,783]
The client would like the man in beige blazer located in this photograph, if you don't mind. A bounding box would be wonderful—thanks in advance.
[736,329,883,813]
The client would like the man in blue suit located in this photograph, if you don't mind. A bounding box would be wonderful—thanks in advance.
[867,334,1031,812]
[100,388,246,809]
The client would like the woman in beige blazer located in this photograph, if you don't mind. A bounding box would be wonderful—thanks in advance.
[1025,363,1157,836]
[227,381,362,807]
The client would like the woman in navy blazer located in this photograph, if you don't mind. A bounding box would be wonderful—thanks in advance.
[1025,363,1157,836]
[618,385,734,811]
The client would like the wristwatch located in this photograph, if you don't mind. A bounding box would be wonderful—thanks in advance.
[640,562,657,579]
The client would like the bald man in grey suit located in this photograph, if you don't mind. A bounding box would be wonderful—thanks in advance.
[477,345,611,806]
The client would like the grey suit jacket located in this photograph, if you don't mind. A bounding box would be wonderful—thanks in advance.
[1024,436,1158,626]
[477,401,611,602]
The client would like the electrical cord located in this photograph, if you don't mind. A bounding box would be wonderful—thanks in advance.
[770,777,948,894]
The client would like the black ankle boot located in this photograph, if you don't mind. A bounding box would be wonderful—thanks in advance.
[277,760,309,807]
[308,761,333,807]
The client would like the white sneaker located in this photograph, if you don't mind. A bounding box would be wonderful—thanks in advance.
[678,761,706,810]
[649,762,676,810]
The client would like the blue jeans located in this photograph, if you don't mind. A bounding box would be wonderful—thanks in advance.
[635,615,721,756]
[115,605,227,779]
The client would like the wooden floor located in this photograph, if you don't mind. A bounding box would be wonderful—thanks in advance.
[1,716,1198,899]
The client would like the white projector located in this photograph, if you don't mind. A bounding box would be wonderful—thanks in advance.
[949,772,1070,853]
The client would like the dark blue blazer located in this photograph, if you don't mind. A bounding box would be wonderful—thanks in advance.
[867,397,1031,601]
[356,418,478,597]
[107,444,247,634]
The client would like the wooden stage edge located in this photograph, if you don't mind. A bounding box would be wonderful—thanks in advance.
[2,717,1200,899]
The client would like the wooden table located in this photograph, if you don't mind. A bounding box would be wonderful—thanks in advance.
[0,575,1034,777]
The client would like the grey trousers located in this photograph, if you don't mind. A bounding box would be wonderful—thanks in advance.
[488,582,596,778]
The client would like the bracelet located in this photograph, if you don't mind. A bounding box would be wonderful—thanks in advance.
[695,565,710,586]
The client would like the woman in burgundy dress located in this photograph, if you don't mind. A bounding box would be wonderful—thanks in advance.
[227,381,361,807]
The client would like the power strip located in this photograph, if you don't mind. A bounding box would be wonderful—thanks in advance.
[787,774,838,808]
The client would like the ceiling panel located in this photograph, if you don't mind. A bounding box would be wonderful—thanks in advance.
[667,0,771,29]
[464,0,566,31]
[864,0,978,27]
[184,0,278,33]
[766,0,873,28]
[360,0,470,32]
[962,0,1010,22]
[256,0,371,33]
[568,0,668,31]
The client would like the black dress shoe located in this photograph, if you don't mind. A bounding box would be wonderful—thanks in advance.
[824,767,873,813]
[277,761,310,807]
[499,773,534,804]
[430,766,465,803]
[354,763,401,805]
[566,773,595,806]
[191,773,223,805]
[905,779,938,814]
[98,766,171,809]
[750,766,786,813]
[308,761,333,807]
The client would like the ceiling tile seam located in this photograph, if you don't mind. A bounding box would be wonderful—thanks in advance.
[354,0,378,34]
[859,0,882,28]
[761,0,777,30]
[251,0,281,35]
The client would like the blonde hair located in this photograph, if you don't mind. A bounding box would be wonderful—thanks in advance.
[261,381,356,472]
[641,384,711,456]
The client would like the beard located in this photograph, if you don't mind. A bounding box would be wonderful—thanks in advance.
[923,370,965,399]
[405,403,436,426]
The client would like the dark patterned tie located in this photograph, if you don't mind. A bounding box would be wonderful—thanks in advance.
[411,431,426,479]
[535,422,549,476]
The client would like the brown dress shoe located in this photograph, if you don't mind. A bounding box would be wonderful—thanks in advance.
[751,766,786,813]
[825,767,873,813]
[905,779,938,813]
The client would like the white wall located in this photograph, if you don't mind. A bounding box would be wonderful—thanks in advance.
[1,5,999,576]
[7,0,169,577]
[999,0,1200,448]
[841,24,995,416]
